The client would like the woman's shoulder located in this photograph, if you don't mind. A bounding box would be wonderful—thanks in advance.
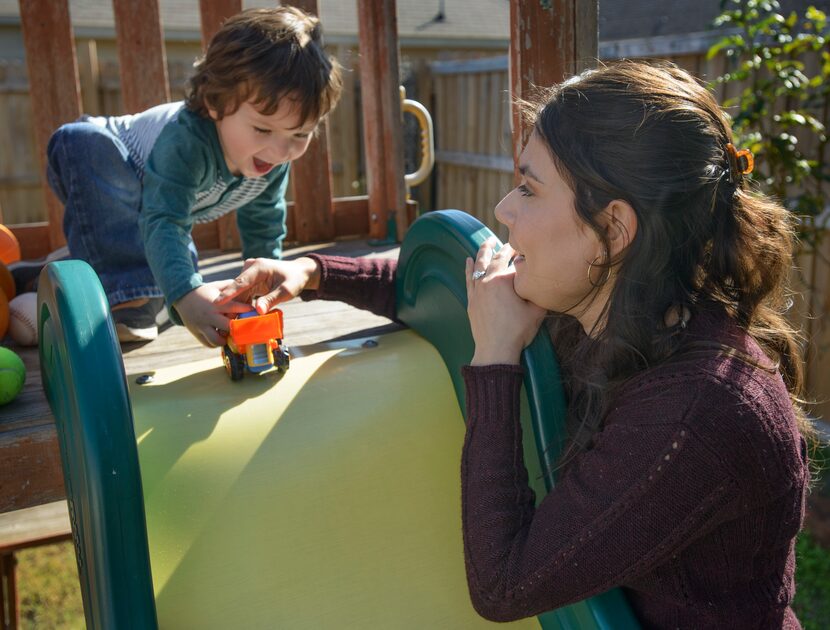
[607,307,803,490]
[619,304,783,401]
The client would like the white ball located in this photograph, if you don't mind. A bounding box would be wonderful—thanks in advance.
[8,292,38,347]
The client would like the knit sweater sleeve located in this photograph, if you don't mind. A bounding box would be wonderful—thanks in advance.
[300,254,398,321]
[460,365,739,621]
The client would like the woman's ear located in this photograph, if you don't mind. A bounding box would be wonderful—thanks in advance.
[602,200,637,259]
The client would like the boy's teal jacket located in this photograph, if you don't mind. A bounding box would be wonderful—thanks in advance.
[138,105,289,308]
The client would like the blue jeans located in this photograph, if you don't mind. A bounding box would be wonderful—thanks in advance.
[46,119,197,307]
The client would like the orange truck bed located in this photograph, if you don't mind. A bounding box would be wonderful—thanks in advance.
[228,311,284,347]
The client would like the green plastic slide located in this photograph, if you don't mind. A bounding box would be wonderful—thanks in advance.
[38,210,639,629]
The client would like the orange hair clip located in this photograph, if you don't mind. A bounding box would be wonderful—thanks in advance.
[725,143,754,184]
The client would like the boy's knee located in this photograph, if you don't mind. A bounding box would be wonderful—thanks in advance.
[48,121,105,160]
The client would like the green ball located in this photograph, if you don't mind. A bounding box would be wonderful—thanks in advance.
[0,346,25,405]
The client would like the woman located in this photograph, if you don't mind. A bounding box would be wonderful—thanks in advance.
[215,61,809,628]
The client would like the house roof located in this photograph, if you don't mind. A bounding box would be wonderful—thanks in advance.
[599,0,830,40]
[1,1,827,48]
[0,0,512,47]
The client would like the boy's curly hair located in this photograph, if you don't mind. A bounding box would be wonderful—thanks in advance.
[185,7,342,124]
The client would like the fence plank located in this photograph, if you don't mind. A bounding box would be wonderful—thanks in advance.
[112,0,170,114]
[18,0,82,250]
[77,39,102,115]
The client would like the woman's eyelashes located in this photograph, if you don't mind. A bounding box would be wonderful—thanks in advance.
[253,126,270,135]
[518,184,533,197]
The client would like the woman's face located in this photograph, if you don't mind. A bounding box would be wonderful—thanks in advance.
[495,132,607,328]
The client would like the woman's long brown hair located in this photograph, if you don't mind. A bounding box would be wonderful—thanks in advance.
[526,60,809,467]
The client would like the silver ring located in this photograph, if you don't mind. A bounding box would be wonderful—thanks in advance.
[471,270,487,281]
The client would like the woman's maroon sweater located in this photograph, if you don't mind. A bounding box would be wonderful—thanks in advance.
[304,254,808,629]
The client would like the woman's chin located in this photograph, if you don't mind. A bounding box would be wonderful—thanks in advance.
[512,278,532,303]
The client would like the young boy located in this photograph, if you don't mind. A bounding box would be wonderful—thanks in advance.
[44,7,342,346]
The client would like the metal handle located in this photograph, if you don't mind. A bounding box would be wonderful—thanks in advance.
[400,86,435,190]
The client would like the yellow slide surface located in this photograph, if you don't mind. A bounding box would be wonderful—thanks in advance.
[129,329,539,629]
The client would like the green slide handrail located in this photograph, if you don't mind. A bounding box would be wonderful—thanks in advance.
[396,210,640,629]
[38,261,157,629]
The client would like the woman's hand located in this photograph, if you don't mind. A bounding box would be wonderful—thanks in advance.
[175,283,241,348]
[466,239,547,366]
[213,256,321,315]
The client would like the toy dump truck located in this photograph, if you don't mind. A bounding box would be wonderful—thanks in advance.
[222,309,290,381]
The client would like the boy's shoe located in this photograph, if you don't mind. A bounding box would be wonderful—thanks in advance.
[111,297,165,343]
[8,246,70,294]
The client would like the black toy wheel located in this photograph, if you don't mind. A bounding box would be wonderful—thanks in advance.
[276,346,291,372]
[222,345,246,381]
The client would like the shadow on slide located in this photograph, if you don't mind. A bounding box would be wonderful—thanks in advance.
[38,210,640,629]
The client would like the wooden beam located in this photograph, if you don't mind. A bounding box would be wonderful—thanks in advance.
[286,116,337,242]
[357,0,407,241]
[509,0,598,179]
[0,427,65,514]
[198,0,242,251]
[112,0,170,114]
[284,0,335,243]
[9,222,52,260]
[18,0,82,251]
[12,197,394,255]
[198,0,241,45]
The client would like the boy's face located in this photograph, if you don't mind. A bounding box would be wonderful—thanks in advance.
[209,97,317,178]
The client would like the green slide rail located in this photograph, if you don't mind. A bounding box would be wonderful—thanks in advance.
[38,259,157,629]
[38,209,639,629]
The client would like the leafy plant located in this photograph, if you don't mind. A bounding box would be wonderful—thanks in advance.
[708,0,829,248]
[793,528,830,629]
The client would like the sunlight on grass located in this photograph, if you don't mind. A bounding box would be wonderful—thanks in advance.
[16,541,83,629]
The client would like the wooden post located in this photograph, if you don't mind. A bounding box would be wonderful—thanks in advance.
[199,0,242,251]
[18,0,82,251]
[285,0,335,243]
[112,0,170,114]
[357,0,407,241]
[198,0,241,46]
[0,552,18,629]
[509,0,598,179]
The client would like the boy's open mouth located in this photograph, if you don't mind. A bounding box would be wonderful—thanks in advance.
[253,157,274,174]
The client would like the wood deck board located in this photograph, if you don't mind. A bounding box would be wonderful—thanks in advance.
[0,240,400,515]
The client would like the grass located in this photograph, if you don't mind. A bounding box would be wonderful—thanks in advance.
[12,527,830,628]
[16,542,83,629]
[793,529,830,628]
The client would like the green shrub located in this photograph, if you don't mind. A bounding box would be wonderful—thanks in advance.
[709,0,829,247]
[793,529,830,628]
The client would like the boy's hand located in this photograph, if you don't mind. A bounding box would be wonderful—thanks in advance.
[213,257,321,314]
[175,283,244,348]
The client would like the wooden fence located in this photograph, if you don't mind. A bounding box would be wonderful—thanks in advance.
[427,51,738,241]
[430,56,514,242]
